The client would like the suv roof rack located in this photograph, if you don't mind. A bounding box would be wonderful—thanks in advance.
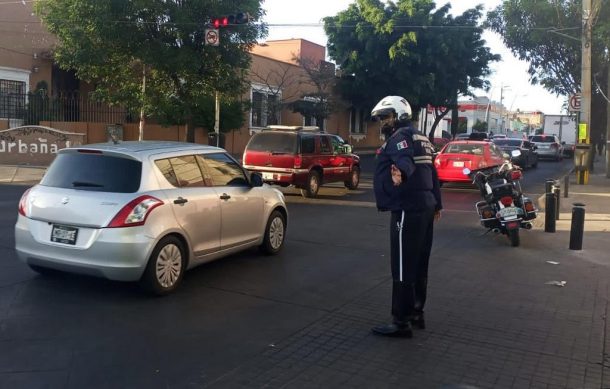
[265,125,324,132]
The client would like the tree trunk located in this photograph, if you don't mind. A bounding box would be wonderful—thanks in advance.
[428,108,449,139]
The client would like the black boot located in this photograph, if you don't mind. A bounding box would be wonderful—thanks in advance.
[372,321,413,338]
[412,312,425,329]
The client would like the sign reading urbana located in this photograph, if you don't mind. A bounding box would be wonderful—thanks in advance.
[0,126,85,166]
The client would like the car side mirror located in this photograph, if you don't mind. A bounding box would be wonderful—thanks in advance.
[250,172,263,187]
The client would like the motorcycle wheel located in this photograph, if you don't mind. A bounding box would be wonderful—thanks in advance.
[507,228,520,247]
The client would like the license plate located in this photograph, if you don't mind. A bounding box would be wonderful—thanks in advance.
[499,207,518,218]
[453,161,464,167]
[51,224,78,245]
[262,172,274,180]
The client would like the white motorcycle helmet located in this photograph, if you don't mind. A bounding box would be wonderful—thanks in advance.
[371,96,412,138]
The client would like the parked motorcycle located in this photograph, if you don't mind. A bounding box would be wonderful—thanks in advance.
[463,150,537,247]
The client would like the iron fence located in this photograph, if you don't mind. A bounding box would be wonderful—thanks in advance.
[0,91,137,126]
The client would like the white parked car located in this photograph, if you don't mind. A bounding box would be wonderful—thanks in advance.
[15,141,288,294]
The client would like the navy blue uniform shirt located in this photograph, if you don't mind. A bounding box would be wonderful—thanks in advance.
[373,125,443,212]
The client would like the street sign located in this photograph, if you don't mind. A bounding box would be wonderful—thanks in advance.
[569,93,581,112]
[205,29,219,46]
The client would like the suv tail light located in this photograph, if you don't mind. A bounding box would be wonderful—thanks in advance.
[294,155,302,169]
[107,195,164,228]
[550,143,558,149]
[18,188,32,217]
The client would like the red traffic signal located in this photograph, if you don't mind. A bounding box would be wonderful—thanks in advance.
[212,12,250,28]
[212,16,229,28]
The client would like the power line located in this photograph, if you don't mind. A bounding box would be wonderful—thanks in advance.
[0,45,32,56]
[0,18,580,31]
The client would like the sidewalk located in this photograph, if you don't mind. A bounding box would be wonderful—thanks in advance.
[536,157,610,232]
[207,160,610,388]
[0,164,46,184]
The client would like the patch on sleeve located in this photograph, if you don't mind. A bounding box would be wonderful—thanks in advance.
[396,140,409,150]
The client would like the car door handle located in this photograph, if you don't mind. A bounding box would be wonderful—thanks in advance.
[173,197,188,205]
[220,193,231,200]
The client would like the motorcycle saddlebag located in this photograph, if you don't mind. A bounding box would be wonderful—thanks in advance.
[521,197,537,220]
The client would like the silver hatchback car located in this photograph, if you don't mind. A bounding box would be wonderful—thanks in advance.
[15,141,288,294]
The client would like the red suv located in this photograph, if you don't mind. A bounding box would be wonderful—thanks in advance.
[242,126,361,198]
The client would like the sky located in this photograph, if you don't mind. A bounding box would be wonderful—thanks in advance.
[260,0,566,115]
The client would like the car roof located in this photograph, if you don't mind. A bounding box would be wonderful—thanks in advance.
[61,141,223,157]
[447,140,490,145]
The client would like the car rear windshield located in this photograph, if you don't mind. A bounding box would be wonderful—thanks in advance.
[530,135,555,143]
[246,132,297,153]
[40,152,142,193]
[494,139,521,147]
[444,143,485,155]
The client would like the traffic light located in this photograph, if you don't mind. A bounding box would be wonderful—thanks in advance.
[212,12,250,28]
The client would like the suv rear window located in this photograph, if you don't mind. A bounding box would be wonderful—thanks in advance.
[246,132,297,153]
[530,135,555,143]
[40,153,142,193]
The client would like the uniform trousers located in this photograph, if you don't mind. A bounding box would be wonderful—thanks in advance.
[389,208,435,324]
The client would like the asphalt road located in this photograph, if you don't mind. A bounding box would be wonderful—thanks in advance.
[0,156,573,388]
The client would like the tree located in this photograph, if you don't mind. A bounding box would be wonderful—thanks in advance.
[472,119,487,132]
[323,0,499,138]
[486,0,610,143]
[249,60,303,126]
[291,57,341,131]
[36,0,267,142]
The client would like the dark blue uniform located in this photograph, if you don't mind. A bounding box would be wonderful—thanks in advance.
[373,125,443,326]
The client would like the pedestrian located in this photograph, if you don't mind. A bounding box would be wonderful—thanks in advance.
[371,96,443,338]
[598,132,606,156]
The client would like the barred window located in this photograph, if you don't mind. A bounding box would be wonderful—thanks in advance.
[0,79,26,119]
[251,89,280,128]
[350,108,367,134]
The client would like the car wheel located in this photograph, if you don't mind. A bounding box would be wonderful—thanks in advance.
[140,236,186,296]
[300,171,321,198]
[344,166,360,190]
[260,210,286,255]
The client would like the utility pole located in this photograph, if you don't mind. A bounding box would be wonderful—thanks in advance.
[214,91,220,147]
[577,0,593,183]
[607,64,610,177]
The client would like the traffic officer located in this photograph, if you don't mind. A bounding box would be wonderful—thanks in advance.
[371,96,443,338]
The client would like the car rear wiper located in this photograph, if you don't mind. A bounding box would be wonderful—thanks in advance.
[72,181,104,188]
[271,151,290,155]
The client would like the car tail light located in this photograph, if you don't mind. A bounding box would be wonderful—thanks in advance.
[18,188,32,217]
[294,155,302,168]
[500,196,514,206]
[509,170,522,180]
[434,157,441,168]
[107,195,164,228]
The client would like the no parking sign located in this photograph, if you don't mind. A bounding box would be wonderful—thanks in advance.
[205,29,219,46]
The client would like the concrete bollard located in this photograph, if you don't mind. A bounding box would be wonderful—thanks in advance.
[545,192,556,233]
[569,203,586,250]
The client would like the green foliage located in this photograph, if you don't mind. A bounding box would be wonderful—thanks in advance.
[472,119,487,132]
[324,0,499,119]
[486,1,583,95]
[486,0,610,97]
[35,0,267,141]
